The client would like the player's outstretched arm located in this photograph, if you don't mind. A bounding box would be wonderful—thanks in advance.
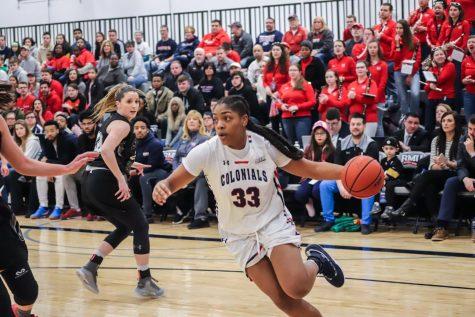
[0,116,97,177]
[282,158,343,180]
[153,165,196,205]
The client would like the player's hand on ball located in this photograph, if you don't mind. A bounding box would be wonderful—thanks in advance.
[153,181,172,205]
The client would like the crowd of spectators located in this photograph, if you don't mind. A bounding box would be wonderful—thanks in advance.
[0,0,474,239]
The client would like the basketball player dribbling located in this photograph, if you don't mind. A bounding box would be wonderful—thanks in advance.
[0,83,97,317]
[153,95,345,317]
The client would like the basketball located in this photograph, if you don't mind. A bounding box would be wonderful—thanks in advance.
[341,155,385,199]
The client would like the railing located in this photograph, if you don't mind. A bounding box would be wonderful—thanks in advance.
[0,0,418,49]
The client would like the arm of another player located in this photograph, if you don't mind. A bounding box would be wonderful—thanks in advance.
[282,159,343,180]
[0,116,97,177]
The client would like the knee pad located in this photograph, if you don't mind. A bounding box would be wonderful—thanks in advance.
[12,269,38,306]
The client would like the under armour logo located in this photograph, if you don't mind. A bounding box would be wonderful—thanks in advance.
[223,160,230,165]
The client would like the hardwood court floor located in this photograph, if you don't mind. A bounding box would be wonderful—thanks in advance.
[12,217,475,317]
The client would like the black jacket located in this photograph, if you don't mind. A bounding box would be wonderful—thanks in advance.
[135,132,170,173]
[174,88,205,114]
[186,60,205,84]
[40,131,78,165]
[228,84,260,119]
[164,71,193,93]
[335,136,379,165]
[456,135,475,181]
[85,79,105,108]
[298,57,326,92]
[77,131,96,154]
[198,76,225,108]
[394,128,430,152]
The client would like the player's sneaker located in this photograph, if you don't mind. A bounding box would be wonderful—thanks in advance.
[85,213,96,221]
[61,208,81,220]
[134,276,164,298]
[30,206,49,219]
[48,207,62,220]
[306,244,345,288]
[76,266,99,294]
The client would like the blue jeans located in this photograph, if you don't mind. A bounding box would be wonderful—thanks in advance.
[386,61,397,103]
[437,176,465,223]
[319,180,375,225]
[394,71,420,115]
[463,91,475,123]
[376,103,385,137]
[139,169,169,217]
[294,179,321,204]
[282,116,312,148]
[127,74,147,88]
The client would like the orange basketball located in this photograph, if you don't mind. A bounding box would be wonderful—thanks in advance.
[341,155,385,199]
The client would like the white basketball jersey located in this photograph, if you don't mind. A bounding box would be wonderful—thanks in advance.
[182,131,292,235]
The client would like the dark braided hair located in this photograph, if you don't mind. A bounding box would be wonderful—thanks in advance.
[218,95,303,160]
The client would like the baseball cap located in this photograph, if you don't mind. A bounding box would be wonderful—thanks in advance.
[230,62,241,69]
[300,40,312,50]
[229,21,242,28]
[351,23,364,29]
[288,14,299,20]
[312,121,329,133]
[383,137,398,148]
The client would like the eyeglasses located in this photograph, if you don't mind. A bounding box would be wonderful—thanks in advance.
[314,132,327,136]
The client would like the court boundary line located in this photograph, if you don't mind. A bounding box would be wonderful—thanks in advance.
[31,266,475,291]
[21,225,475,259]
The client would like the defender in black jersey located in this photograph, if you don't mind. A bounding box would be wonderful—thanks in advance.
[76,84,163,298]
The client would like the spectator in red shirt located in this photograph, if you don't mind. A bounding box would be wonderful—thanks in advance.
[41,69,63,100]
[374,3,397,61]
[345,23,364,57]
[347,61,379,137]
[328,40,356,88]
[48,44,70,81]
[343,15,357,42]
[447,0,475,34]
[198,19,231,58]
[351,28,375,62]
[366,39,388,137]
[462,36,475,121]
[391,20,422,115]
[408,0,435,60]
[263,43,290,133]
[16,81,35,112]
[70,39,96,77]
[438,2,470,53]
[423,47,456,132]
[221,42,240,63]
[427,1,448,49]
[318,69,349,122]
[275,64,316,147]
[283,14,307,55]
[39,80,62,114]
[32,98,54,126]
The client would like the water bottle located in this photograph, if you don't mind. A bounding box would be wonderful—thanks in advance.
[380,186,387,204]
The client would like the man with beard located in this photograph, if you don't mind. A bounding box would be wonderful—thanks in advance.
[317,113,379,235]
[132,116,169,223]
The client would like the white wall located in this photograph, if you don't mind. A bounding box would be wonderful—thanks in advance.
[2,0,293,27]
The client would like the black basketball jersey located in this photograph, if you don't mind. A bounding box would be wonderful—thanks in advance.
[88,112,136,174]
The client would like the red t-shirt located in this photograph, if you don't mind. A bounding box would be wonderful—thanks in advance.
[276,81,316,119]
[368,60,388,104]
[347,77,378,123]
[16,94,35,112]
[318,85,349,122]
[227,50,241,63]
[283,26,307,55]
[327,56,356,88]
[373,19,397,61]
[263,63,290,92]
[424,61,456,100]
[462,55,475,94]
[408,7,435,44]
[391,36,421,76]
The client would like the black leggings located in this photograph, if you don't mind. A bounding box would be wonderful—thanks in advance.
[0,218,38,315]
[84,169,150,254]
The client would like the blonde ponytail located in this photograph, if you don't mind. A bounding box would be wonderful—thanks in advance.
[93,83,138,122]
